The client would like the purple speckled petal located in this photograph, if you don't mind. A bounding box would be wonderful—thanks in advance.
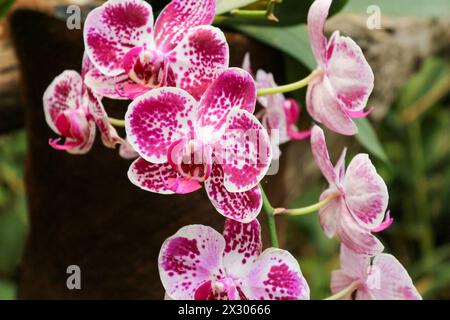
[344,154,389,230]
[119,139,139,159]
[369,254,422,300]
[222,219,262,279]
[128,157,201,194]
[219,109,272,193]
[337,205,384,256]
[170,25,229,101]
[241,248,310,300]
[307,0,331,67]
[86,90,123,149]
[196,68,256,143]
[158,224,225,300]
[43,70,83,134]
[125,87,197,163]
[84,0,154,76]
[310,125,339,187]
[327,31,374,112]
[154,0,216,53]
[205,164,262,223]
[306,77,358,136]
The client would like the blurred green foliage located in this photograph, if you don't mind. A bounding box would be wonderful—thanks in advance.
[0,131,28,300]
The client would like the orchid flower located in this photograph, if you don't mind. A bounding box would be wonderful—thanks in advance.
[242,54,311,160]
[43,54,123,154]
[311,125,391,255]
[83,0,229,100]
[159,218,310,300]
[125,68,272,223]
[306,0,374,135]
[331,245,422,300]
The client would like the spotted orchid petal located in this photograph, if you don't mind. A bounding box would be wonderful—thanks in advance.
[369,254,422,300]
[337,204,384,256]
[119,139,139,159]
[158,224,225,300]
[222,219,262,279]
[307,0,331,67]
[170,25,229,101]
[125,87,197,163]
[344,154,389,230]
[43,70,95,154]
[219,109,272,193]
[327,31,374,112]
[241,248,310,300]
[310,125,339,187]
[205,164,262,223]
[196,68,256,143]
[84,0,155,77]
[307,78,358,136]
[154,0,216,53]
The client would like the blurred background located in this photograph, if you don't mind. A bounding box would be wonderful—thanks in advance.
[0,0,449,299]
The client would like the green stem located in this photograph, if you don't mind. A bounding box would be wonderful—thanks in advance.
[257,70,321,96]
[323,281,360,300]
[259,184,279,248]
[108,117,125,127]
[275,192,338,216]
[230,9,267,18]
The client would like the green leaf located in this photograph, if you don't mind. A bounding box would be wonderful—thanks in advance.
[354,118,389,163]
[0,0,14,18]
[216,0,259,15]
[343,0,450,17]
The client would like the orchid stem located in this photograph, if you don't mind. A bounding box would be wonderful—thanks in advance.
[259,184,279,248]
[257,69,321,96]
[108,117,125,127]
[324,281,360,300]
[274,192,338,216]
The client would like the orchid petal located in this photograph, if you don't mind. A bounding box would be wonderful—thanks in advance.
[339,244,371,279]
[84,68,130,100]
[222,219,262,279]
[307,0,331,67]
[318,189,340,238]
[119,139,139,159]
[306,77,358,136]
[310,125,338,187]
[205,164,262,223]
[170,25,229,101]
[125,87,196,163]
[128,157,199,194]
[242,248,310,300]
[84,0,154,76]
[158,224,225,300]
[369,254,422,300]
[330,270,356,300]
[242,52,252,74]
[327,31,374,112]
[196,68,256,143]
[372,211,393,233]
[43,70,83,134]
[344,154,388,229]
[154,0,216,53]
[86,91,123,148]
[220,109,272,193]
[337,205,384,256]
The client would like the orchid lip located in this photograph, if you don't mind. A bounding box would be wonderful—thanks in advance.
[126,48,166,88]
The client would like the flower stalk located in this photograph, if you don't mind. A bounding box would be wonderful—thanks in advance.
[274,192,339,216]
[257,69,321,96]
[259,184,279,248]
[108,117,126,127]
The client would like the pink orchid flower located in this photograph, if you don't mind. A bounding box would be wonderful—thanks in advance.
[83,0,229,100]
[242,54,311,160]
[306,0,374,135]
[125,68,272,223]
[159,218,310,300]
[311,125,391,255]
[331,245,422,300]
[43,55,123,154]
